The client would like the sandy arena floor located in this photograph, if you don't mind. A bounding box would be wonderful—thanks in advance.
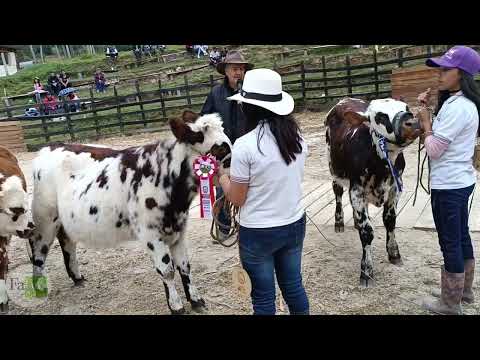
[5,111,479,315]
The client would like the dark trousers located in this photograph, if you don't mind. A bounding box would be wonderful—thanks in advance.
[215,186,231,235]
[239,214,309,315]
[431,184,475,273]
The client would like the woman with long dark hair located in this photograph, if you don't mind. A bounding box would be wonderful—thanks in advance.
[417,46,480,315]
[216,69,309,315]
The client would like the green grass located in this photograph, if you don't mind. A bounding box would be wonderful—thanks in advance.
[2,44,440,149]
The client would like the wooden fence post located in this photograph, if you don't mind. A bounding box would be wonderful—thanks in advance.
[300,61,306,102]
[398,48,404,68]
[209,74,214,89]
[184,75,192,107]
[373,48,379,97]
[65,110,75,141]
[113,85,124,133]
[346,55,352,96]
[321,56,328,101]
[135,80,147,128]
[5,103,12,118]
[89,86,100,138]
[41,115,49,143]
[158,79,167,119]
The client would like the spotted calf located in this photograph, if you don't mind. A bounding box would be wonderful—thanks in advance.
[0,146,35,313]
[325,98,421,287]
[28,111,232,314]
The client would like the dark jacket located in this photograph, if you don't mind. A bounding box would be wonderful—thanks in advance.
[200,77,247,144]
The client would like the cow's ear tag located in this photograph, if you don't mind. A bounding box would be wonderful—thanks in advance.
[232,266,251,299]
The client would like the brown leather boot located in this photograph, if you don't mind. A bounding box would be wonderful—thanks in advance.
[463,259,475,304]
[423,266,464,315]
[431,260,475,304]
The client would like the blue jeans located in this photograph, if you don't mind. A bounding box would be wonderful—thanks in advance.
[239,213,309,315]
[431,184,475,273]
[96,82,106,92]
[215,187,230,235]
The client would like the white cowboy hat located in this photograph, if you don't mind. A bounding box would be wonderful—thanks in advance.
[227,68,294,116]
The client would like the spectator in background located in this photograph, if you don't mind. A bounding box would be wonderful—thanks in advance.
[159,45,166,53]
[106,45,118,59]
[195,45,208,58]
[142,45,151,57]
[67,92,80,112]
[42,92,59,115]
[47,72,60,95]
[209,47,221,67]
[59,70,71,90]
[94,68,107,93]
[106,45,119,69]
[133,46,142,62]
[186,45,194,58]
[33,77,44,103]
[221,47,228,61]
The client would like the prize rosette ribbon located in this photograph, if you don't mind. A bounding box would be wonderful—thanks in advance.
[193,154,218,219]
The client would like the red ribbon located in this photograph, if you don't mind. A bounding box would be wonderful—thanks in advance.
[193,155,218,219]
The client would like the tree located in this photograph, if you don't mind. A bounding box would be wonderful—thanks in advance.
[29,45,37,63]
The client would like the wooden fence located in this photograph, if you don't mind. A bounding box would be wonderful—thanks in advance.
[1,45,480,151]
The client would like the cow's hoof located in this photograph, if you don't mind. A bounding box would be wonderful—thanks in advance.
[389,256,403,266]
[335,224,345,233]
[360,277,376,288]
[73,276,86,286]
[0,302,9,314]
[170,307,186,315]
[191,298,207,313]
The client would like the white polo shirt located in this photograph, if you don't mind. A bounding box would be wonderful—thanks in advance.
[431,93,479,189]
[230,121,307,228]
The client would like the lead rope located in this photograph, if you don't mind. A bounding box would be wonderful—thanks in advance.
[377,135,403,193]
[413,140,431,206]
[210,195,240,247]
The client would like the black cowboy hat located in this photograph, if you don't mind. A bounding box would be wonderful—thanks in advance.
[216,51,254,75]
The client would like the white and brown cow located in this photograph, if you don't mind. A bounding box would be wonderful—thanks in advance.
[27,111,232,314]
[325,98,421,287]
[0,146,35,313]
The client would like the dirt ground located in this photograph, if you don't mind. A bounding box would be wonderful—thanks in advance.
[5,111,480,315]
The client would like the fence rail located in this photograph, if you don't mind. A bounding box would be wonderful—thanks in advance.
[2,45,480,151]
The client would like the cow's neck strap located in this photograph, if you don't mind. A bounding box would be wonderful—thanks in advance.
[374,132,403,193]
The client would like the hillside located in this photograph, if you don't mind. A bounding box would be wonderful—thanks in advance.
[1,45,385,101]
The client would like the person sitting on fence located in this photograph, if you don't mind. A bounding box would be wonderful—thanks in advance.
[195,45,208,58]
[209,47,221,66]
[94,68,107,93]
[42,92,59,115]
[133,46,142,62]
[67,92,81,112]
[33,77,44,103]
[59,70,71,90]
[48,72,61,95]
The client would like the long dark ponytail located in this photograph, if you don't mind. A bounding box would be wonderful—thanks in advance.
[241,103,303,165]
[435,69,480,136]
